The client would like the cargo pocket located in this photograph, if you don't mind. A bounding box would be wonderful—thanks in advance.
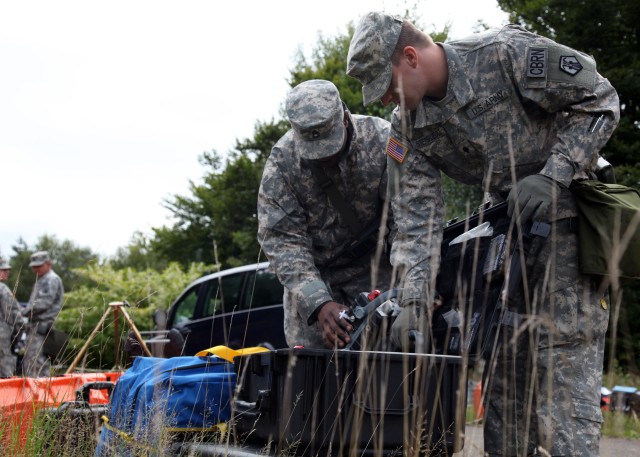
[570,398,602,456]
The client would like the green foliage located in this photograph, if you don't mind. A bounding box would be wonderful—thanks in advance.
[147,6,475,271]
[57,261,210,369]
[442,175,485,221]
[601,411,640,440]
[600,365,640,439]
[150,150,263,269]
[235,118,290,166]
[110,231,169,272]
[288,25,395,119]
[284,17,480,219]
[288,16,449,120]
[606,285,640,374]
[7,235,100,302]
[614,164,640,189]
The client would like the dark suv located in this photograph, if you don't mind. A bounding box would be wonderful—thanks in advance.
[148,262,287,357]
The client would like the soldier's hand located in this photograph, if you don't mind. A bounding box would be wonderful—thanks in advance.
[507,174,564,223]
[390,302,422,351]
[317,301,354,349]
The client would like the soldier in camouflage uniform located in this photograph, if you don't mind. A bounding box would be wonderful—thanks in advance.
[22,251,64,377]
[258,79,395,349]
[0,258,22,377]
[347,13,619,456]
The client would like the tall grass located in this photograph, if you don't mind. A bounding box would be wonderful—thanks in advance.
[4,194,638,456]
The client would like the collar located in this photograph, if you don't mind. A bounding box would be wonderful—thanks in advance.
[413,43,475,129]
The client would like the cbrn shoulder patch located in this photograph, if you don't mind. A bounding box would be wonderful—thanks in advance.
[525,44,596,90]
[527,47,547,78]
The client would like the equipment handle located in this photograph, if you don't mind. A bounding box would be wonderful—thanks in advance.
[354,395,418,415]
[75,381,117,403]
[233,400,260,419]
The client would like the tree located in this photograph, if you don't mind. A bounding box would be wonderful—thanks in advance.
[7,235,100,302]
[110,231,170,272]
[149,14,484,271]
[289,20,450,119]
[235,118,291,166]
[57,261,210,369]
[289,21,482,220]
[150,148,276,269]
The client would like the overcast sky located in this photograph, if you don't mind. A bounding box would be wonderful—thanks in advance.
[0,0,508,258]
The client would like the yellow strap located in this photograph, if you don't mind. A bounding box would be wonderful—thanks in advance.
[101,416,227,451]
[101,415,157,452]
[195,345,269,362]
[165,422,227,435]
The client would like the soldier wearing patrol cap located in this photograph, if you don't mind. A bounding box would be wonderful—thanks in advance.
[347,12,620,457]
[22,251,64,377]
[0,257,22,377]
[257,79,395,349]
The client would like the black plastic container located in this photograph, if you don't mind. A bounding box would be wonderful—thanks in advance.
[434,201,511,363]
[232,348,465,456]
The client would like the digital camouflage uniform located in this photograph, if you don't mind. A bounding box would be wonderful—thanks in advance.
[348,16,619,457]
[0,278,21,377]
[23,268,64,377]
[258,80,394,348]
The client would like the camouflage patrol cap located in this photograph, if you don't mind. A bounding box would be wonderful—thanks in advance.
[347,12,403,106]
[286,79,346,160]
[0,257,10,270]
[29,250,50,267]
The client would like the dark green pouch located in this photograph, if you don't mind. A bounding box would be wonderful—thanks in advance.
[570,180,640,282]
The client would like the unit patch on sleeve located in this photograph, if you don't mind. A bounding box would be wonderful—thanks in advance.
[527,47,547,78]
[542,44,595,89]
[559,55,583,76]
[386,137,409,164]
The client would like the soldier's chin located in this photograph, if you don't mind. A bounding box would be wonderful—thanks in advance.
[398,99,419,112]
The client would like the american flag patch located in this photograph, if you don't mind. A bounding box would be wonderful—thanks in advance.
[386,137,409,163]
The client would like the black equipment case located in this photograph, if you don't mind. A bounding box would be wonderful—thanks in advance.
[433,202,511,363]
[231,348,465,456]
[197,203,512,457]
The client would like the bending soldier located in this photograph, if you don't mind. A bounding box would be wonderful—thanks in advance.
[258,79,395,349]
[347,13,619,456]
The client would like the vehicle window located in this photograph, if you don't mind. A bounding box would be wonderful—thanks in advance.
[202,272,244,316]
[241,269,284,310]
[173,285,201,325]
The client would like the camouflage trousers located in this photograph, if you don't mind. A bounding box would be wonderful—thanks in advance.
[0,322,16,377]
[22,325,51,378]
[483,221,608,456]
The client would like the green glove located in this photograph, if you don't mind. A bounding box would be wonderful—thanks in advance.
[507,174,564,223]
[390,303,421,351]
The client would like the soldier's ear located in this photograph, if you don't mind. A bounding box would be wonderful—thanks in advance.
[403,46,418,68]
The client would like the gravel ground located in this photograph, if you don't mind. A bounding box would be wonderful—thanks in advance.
[454,424,640,457]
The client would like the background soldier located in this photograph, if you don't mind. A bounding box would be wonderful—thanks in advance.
[258,79,395,349]
[22,251,64,377]
[347,12,619,456]
[0,258,22,377]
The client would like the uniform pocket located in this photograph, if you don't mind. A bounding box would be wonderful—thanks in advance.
[573,397,602,424]
[570,397,602,456]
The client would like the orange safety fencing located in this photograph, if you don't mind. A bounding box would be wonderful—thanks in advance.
[0,372,122,451]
